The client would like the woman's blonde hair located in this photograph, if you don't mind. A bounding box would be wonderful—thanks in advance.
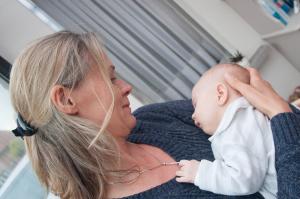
[288,86,300,103]
[9,31,119,199]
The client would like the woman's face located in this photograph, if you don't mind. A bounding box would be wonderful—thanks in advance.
[72,55,136,138]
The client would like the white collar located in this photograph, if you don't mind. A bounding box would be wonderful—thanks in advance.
[209,97,251,142]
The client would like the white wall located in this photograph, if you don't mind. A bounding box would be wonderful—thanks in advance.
[175,0,300,99]
[0,0,54,63]
[174,0,262,58]
[259,46,300,98]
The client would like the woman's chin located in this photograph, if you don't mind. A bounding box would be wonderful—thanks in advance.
[128,116,137,129]
[124,112,137,131]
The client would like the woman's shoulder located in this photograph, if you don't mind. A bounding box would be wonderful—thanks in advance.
[131,100,195,137]
[129,99,212,162]
[133,99,194,124]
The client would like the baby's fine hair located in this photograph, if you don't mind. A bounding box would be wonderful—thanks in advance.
[206,63,250,85]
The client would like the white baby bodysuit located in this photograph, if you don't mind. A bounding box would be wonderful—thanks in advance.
[194,97,277,199]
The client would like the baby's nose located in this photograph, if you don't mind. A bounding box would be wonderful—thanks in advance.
[194,121,201,128]
[192,113,196,121]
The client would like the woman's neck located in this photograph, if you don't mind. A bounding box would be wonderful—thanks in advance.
[115,139,145,168]
[106,140,178,198]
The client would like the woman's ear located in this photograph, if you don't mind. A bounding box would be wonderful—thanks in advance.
[216,83,228,106]
[50,85,78,115]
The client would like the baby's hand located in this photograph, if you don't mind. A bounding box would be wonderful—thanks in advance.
[175,159,200,183]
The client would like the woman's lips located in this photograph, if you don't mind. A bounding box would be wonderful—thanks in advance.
[122,103,131,112]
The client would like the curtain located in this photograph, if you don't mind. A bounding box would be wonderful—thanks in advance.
[32,0,229,103]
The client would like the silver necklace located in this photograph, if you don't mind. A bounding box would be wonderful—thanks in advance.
[108,145,179,185]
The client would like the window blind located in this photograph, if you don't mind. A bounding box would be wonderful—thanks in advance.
[32,0,229,103]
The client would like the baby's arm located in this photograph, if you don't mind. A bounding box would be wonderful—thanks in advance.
[195,145,267,195]
[177,109,269,195]
[176,147,267,195]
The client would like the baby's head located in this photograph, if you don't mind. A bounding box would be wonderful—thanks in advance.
[191,64,250,135]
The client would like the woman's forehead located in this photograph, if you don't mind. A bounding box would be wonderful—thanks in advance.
[88,52,113,70]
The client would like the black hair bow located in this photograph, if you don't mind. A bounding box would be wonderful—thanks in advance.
[12,114,37,139]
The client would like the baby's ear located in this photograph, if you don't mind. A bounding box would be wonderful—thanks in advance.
[216,83,228,106]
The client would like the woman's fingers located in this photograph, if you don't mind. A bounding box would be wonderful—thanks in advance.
[225,68,292,118]
[247,67,261,82]
[247,67,264,89]
[225,72,271,116]
[224,73,260,98]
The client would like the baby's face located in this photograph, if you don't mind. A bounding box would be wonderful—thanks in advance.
[191,77,220,135]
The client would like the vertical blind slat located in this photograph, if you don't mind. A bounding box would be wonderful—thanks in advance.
[32,0,229,103]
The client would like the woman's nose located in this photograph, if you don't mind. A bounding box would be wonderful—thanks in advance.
[119,79,132,96]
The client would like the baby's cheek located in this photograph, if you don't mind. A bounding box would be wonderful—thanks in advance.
[208,119,219,134]
[199,116,212,134]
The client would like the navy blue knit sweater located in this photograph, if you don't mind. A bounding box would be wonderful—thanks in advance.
[124,100,300,199]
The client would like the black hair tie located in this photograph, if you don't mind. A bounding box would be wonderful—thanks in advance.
[12,114,38,139]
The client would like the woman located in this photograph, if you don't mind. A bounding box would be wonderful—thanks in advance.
[9,31,299,199]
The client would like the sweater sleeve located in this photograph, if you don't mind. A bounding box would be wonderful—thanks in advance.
[270,112,300,199]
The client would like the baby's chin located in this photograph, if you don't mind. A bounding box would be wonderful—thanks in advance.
[202,126,215,136]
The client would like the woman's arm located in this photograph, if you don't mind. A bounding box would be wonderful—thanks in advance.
[225,68,300,198]
[270,112,300,198]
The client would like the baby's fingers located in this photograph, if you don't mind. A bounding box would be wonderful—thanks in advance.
[175,170,185,177]
[176,176,189,183]
[178,160,189,166]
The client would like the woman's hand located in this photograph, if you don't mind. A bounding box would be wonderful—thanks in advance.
[224,67,292,118]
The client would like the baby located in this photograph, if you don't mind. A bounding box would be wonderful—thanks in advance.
[176,64,277,199]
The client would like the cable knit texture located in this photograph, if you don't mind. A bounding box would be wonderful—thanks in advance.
[123,100,265,199]
[270,105,300,199]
